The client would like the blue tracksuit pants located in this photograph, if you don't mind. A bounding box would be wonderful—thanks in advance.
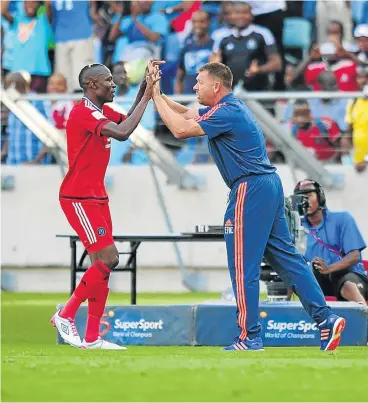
[224,172,332,339]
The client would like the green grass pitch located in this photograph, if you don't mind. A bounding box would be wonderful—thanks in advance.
[1,292,367,402]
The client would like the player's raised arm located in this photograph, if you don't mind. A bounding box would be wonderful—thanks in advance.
[101,70,159,141]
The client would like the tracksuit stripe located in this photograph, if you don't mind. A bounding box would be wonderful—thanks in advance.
[235,182,248,339]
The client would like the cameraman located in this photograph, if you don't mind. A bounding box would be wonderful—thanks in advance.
[293,179,368,304]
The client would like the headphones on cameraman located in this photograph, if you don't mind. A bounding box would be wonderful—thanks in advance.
[294,179,326,208]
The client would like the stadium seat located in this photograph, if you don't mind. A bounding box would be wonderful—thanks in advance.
[282,17,312,60]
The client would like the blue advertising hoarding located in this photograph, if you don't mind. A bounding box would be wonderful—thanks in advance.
[56,305,193,346]
[194,302,368,347]
[56,302,368,347]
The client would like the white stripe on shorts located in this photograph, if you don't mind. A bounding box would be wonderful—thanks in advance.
[72,202,96,244]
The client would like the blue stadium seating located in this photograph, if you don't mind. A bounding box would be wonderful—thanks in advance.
[283,17,312,60]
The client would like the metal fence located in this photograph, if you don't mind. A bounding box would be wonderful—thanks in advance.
[15,90,364,102]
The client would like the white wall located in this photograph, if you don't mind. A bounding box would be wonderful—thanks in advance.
[1,164,367,267]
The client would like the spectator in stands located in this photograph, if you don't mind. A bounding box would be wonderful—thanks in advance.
[44,73,74,130]
[344,66,368,173]
[108,0,169,70]
[1,0,18,78]
[316,1,354,45]
[109,61,155,165]
[211,1,235,56]
[294,179,368,304]
[93,1,125,67]
[290,99,341,161]
[1,0,52,93]
[317,24,368,70]
[284,71,349,132]
[246,0,286,90]
[217,1,282,91]
[4,71,51,165]
[355,24,368,65]
[293,39,359,92]
[284,63,309,90]
[45,0,97,93]
[176,11,213,94]
[152,0,191,22]
[153,1,201,34]
[325,20,358,52]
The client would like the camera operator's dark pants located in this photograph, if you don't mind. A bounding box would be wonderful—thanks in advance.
[224,173,332,340]
[314,269,368,301]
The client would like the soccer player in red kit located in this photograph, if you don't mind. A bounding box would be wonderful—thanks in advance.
[51,61,161,350]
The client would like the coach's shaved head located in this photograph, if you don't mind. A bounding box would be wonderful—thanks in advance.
[78,64,111,90]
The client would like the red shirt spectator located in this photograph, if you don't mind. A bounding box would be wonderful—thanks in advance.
[291,100,341,161]
[46,101,74,130]
[305,60,358,91]
[44,74,74,130]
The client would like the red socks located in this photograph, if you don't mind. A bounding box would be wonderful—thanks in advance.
[60,260,111,320]
[84,286,110,343]
[60,260,111,343]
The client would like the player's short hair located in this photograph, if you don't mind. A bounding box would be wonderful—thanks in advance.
[198,63,233,89]
[78,63,106,90]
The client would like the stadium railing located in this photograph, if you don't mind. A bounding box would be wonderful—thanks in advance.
[12,89,364,189]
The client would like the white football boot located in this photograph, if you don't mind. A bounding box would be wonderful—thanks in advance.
[81,337,127,350]
[51,310,81,348]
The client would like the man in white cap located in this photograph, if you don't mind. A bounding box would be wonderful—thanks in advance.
[354,24,368,65]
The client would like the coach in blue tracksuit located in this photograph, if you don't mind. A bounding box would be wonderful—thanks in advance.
[152,62,345,351]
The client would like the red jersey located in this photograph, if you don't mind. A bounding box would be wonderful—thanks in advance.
[59,98,125,202]
[305,60,358,91]
[292,117,340,161]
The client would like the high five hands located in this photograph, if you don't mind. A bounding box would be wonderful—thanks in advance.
[144,60,165,99]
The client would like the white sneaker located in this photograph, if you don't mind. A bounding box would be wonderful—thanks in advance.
[51,310,81,348]
[81,337,127,350]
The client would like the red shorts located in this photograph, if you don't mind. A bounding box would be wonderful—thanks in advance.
[60,199,114,253]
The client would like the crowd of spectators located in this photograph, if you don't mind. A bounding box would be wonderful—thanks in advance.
[1,0,368,171]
